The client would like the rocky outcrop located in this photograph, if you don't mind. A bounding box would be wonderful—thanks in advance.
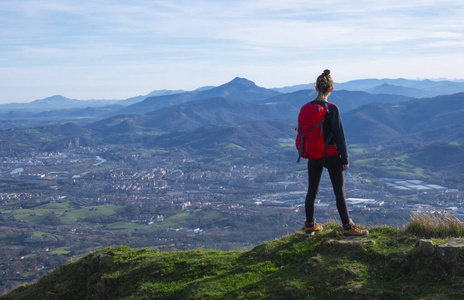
[412,238,464,262]
[436,238,464,262]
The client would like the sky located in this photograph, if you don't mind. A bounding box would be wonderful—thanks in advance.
[1,0,464,103]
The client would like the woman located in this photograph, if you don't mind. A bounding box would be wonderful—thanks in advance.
[301,69,368,238]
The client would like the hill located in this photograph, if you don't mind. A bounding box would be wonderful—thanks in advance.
[143,97,285,132]
[3,223,464,299]
[150,119,295,156]
[0,122,96,154]
[406,142,464,172]
[343,92,464,144]
[119,77,281,115]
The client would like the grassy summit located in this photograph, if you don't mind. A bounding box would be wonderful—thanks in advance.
[2,220,464,300]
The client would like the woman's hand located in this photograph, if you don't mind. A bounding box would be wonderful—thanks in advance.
[342,164,349,171]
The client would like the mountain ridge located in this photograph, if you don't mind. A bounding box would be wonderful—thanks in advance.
[116,77,281,115]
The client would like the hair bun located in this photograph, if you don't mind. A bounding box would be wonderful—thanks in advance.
[322,69,330,76]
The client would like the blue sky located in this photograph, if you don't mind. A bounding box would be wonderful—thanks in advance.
[1,0,463,103]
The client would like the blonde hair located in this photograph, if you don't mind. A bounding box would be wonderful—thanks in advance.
[315,69,333,95]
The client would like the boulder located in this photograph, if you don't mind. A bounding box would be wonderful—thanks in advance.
[412,239,435,256]
[436,238,464,262]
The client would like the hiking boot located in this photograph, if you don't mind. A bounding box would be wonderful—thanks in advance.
[343,220,368,239]
[303,220,323,236]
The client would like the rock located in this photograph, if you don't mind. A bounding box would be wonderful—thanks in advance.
[324,239,374,248]
[352,284,363,292]
[332,227,344,233]
[389,256,406,265]
[308,257,321,267]
[346,266,359,276]
[99,254,112,262]
[436,238,464,262]
[47,291,57,299]
[412,239,435,256]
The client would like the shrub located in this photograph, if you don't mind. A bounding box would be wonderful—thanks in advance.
[404,212,464,238]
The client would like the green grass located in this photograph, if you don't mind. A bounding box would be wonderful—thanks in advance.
[38,201,73,210]
[5,219,464,300]
[347,147,365,155]
[224,143,246,151]
[279,143,294,148]
[277,138,294,148]
[12,213,47,224]
[352,157,384,166]
[50,247,71,255]
[11,202,124,225]
[353,157,426,179]
[59,205,123,224]
[137,209,226,233]
[107,222,139,230]
[128,149,169,155]
[11,200,73,224]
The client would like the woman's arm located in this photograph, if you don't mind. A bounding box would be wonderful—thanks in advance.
[328,104,349,165]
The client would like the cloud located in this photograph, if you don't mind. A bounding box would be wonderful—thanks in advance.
[1,0,464,102]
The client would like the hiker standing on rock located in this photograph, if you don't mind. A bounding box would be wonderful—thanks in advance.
[296,69,368,238]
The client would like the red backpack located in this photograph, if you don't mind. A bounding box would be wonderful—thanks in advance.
[296,101,335,163]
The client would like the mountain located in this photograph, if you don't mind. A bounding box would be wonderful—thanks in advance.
[119,89,188,106]
[88,114,166,145]
[88,96,286,134]
[0,95,122,113]
[343,92,464,144]
[366,84,428,98]
[272,83,313,93]
[275,79,464,98]
[0,122,96,154]
[407,142,464,170]
[336,78,415,91]
[87,88,413,146]
[197,77,280,101]
[342,103,405,144]
[150,119,295,155]
[142,97,288,132]
[0,90,190,116]
[118,77,282,115]
[336,78,464,96]
[259,89,411,114]
[4,224,463,300]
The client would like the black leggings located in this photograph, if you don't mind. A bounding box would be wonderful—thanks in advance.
[305,155,350,225]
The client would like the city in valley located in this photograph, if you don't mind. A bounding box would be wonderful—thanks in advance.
[1,144,462,293]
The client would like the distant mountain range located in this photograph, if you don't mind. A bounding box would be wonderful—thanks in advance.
[1,77,464,167]
[0,95,121,113]
[1,77,463,120]
[88,87,410,138]
[273,78,464,98]
[0,88,194,114]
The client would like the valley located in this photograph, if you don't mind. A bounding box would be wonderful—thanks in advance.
[0,77,463,294]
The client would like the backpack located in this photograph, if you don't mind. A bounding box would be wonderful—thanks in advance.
[296,101,334,163]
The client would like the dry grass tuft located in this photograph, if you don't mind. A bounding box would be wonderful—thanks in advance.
[404,212,464,238]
